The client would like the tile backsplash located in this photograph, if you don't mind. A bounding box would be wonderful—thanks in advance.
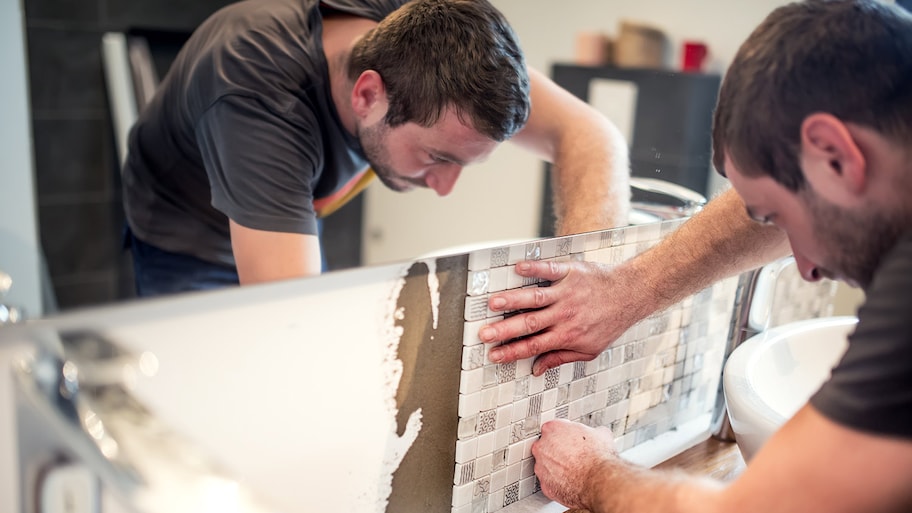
[452,219,740,513]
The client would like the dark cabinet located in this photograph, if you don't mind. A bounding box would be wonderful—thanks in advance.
[540,64,721,236]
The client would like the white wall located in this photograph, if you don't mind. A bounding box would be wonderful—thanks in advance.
[1,0,40,511]
[362,0,800,265]
[0,0,42,317]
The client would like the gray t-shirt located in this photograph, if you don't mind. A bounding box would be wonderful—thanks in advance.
[810,231,912,438]
[122,0,407,266]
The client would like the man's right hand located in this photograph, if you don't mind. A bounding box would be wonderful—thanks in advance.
[478,259,652,376]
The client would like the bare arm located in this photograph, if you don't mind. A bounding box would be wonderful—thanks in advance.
[535,405,912,513]
[480,188,790,375]
[229,220,323,285]
[511,68,631,234]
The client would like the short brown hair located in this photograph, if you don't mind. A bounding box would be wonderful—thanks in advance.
[348,0,530,142]
[712,0,912,191]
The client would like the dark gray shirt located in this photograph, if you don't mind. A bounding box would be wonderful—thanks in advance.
[810,231,912,438]
[122,0,407,266]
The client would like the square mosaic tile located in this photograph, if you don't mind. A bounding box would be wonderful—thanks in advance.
[452,219,837,513]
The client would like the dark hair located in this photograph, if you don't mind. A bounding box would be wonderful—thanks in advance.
[712,0,912,191]
[347,0,530,142]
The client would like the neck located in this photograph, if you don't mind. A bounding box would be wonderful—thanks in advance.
[321,14,377,135]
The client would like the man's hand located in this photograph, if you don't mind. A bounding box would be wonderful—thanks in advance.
[478,259,651,376]
[533,419,618,510]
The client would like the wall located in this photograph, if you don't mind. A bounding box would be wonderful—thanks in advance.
[1,0,43,317]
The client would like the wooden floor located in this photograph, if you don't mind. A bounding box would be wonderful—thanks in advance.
[654,436,746,481]
[561,437,746,513]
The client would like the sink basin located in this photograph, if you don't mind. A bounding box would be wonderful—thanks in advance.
[722,316,857,461]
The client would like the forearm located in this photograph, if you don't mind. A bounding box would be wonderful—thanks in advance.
[549,115,631,234]
[587,464,725,513]
[512,68,631,234]
[621,188,790,313]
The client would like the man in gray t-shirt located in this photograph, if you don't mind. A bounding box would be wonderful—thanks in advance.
[122,0,632,297]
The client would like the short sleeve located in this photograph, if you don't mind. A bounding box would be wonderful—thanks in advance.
[195,94,322,235]
[809,234,912,438]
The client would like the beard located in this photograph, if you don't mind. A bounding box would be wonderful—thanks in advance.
[357,120,417,192]
[804,190,906,290]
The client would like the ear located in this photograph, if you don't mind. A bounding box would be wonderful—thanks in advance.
[799,113,867,206]
[350,70,388,125]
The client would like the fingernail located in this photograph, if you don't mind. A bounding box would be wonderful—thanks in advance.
[517,262,531,273]
[490,297,506,310]
[489,348,503,363]
[478,326,492,342]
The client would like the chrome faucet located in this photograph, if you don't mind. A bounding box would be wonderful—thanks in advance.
[9,328,282,513]
[629,176,707,220]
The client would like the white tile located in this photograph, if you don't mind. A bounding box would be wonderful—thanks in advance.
[455,438,478,464]
[459,391,481,418]
[528,372,545,395]
[463,318,498,347]
[474,452,493,479]
[512,398,530,423]
[458,414,477,440]
[520,459,535,480]
[477,431,495,460]
[452,482,474,507]
[464,295,495,321]
[491,466,507,493]
[505,462,522,487]
[507,441,524,466]
[494,426,511,451]
[523,436,537,460]
[462,344,485,370]
[468,247,493,271]
[460,367,484,395]
[541,388,558,411]
[495,405,512,430]
[497,381,516,407]
[515,357,533,379]
[480,386,499,411]
[467,270,491,296]
[488,487,505,513]
[488,266,510,293]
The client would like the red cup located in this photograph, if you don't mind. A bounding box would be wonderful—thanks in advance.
[682,41,708,72]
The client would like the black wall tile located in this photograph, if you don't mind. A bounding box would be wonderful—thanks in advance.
[26,26,107,114]
[25,0,103,24]
[33,117,116,199]
[51,271,122,310]
[38,199,125,278]
[103,0,238,31]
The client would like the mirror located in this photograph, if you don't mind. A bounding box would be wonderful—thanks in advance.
[7,0,815,314]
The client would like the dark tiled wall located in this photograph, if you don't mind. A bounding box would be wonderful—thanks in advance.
[25,0,364,311]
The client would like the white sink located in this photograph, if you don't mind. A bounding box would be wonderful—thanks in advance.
[722,316,857,461]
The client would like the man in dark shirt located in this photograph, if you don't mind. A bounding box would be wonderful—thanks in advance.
[476,1,912,511]
[122,0,631,296]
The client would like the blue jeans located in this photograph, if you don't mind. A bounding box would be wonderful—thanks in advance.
[124,227,240,298]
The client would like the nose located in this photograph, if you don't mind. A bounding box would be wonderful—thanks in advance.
[425,164,462,196]
[792,252,822,282]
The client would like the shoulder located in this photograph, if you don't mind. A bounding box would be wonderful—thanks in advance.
[320,0,410,20]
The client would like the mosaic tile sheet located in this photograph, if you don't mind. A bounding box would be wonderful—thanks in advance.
[452,221,841,513]
[452,219,741,513]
